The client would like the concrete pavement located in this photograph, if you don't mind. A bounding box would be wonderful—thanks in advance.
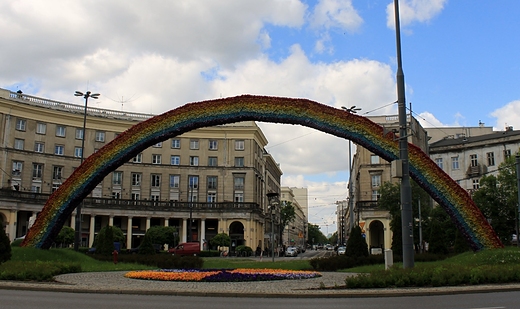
[2,271,520,298]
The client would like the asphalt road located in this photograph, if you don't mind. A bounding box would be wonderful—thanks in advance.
[2,289,518,309]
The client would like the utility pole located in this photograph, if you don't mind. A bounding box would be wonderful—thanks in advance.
[393,0,414,268]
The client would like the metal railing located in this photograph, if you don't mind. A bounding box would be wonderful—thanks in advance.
[0,189,262,214]
[7,90,153,121]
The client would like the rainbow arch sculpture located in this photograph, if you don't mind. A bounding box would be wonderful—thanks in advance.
[21,95,503,251]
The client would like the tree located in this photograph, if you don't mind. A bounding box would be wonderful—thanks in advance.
[95,226,115,255]
[378,180,433,255]
[473,155,519,245]
[279,200,296,244]
[210,233,231,251]
[138,233,156,255]
[307,224,327,247]
[345,226,368,257]
[93,226,125,255]
[54,226,75,248]
[0,219,11,265]
[145,226,177,247]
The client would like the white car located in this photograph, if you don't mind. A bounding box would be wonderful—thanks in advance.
[285,246,298,257]
[337,246,346,255]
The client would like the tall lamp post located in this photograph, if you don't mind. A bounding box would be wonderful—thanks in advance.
[267,192,279,262]
[393,0,414,268]
[341,105,361,239]
[73,90,100,251]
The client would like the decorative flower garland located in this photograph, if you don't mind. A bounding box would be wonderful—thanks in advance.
[125,268,322,282]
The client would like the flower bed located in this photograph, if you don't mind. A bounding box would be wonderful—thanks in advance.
[125,268,322,282]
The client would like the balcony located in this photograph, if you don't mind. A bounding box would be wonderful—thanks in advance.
[0,189,263,214]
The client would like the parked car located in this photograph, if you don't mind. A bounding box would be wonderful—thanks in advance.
[285,246,298,257]
[337,246,346,255]
[168,242,201,256]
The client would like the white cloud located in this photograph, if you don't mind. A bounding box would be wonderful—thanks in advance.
[491,100,520,131]
[386,0,447,29]
[310,0,363,32]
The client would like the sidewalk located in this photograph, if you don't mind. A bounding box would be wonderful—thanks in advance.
[2,271,520,298]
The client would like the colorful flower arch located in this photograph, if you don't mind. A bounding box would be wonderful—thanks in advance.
[21,95,503,250]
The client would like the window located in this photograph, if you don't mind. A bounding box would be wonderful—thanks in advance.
[55,145,65,155]
[504,149,512,159]
[370,155,380,164]
[132,153,142,163]
[95,131,105,142]
[209,140,218,150]
[32,163,43,179]
[36,123,46,134]
[152,154,162,164]
[153,142,162,148]
[75,128,84,140]
[371,190,380,201]
[435,158,443,169]
[470,154,478,167]
[171,139,180,149]
[371,174,381,187]
[188,175,199,189]
[169,175,180,188]
[14,138,24,150]
[132,173,142,186]
[170,155,180,165]
[31,185,41,193]
[12,161,23,176]
[234,176,245,190]
[15,119,26,131]
[190,139,199,150]
[207,176,218,189]
[131,193,140,200]
[451,157,459,170]
[486,152,495,166]
[208,156,218,167]
[151,174,161,187]
[56,126,66,137]
[51,183,60,193]
[112,191,121,199]
[34,142,45,153]
[53,166,63,180]
[207,192,217,203]
[151,193,160,203]
[112,172,122,185]
[74,147,83,158]
[234,193,244,203]
[472,179,480,190]
[235,140,245,150]
[234,157,244,167]
[189,156,199,166]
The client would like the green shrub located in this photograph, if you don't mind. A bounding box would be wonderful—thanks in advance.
[0,223,11,264]
[345,226,368,257]
[0,261,81,281]
[138,234,156,255]
[198,250,220,257]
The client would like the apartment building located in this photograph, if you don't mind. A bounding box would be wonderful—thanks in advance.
[0,88,282,251]
[280,187,308,248]
[429,126,520,193]
[343,114,429,252]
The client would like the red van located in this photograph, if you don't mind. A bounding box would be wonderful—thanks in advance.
[168,242,201,256]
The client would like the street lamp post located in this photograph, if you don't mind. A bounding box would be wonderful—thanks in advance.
[267,192,279,262]
[393,0,414,268]
[341,106,361,239]
[73,90,100,251]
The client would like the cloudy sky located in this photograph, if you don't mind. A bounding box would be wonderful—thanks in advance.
[2,1,519,235]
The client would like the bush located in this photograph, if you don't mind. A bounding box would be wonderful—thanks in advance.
[89,252,204,269]
[0,223,11,264]
[345,226,368,258]
[310,254,384,271]
[0,261,81,281]
[138,234,156,255]
[95,226,115,255]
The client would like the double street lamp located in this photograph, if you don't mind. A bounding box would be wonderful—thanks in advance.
[341,105,361,242]
[73,90,100,251]
[267,192,279,262]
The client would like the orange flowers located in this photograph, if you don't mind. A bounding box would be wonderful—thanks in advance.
[125,268,322,282]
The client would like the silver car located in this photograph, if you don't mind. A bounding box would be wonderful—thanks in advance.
[285,246,298,257]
